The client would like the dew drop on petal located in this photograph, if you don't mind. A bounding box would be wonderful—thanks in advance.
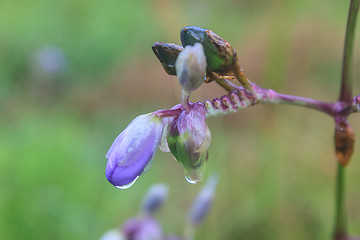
[115,176,140,189]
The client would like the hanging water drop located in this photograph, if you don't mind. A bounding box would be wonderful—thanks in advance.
[115,176,140,189]
[185,174,200,184]
[184,163,206,184]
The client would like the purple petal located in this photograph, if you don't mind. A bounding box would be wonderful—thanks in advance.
[122,217,164,240]
[177,103,210,153]
[106,113,163,188]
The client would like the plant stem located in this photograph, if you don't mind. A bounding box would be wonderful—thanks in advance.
[334,163,346,240]
[181,89,190,111]
[339,0,360,106]
[334,0,360,239]
[213,78,342,116]
[273,92,337,116]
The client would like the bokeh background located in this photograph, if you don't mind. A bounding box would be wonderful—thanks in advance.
[1,0,360,239]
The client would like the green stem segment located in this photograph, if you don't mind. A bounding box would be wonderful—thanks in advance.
[339,0,360,105]
[334,163,346,239]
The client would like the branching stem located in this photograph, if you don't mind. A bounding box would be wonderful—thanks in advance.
[334,1,360,239]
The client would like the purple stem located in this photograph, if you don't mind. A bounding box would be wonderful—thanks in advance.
[274,92,338,116]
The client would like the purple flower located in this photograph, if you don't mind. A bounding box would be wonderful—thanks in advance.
[141,184,169,215]
[167,103,211,183]
[106,113,164,188]
[122,217,164,240]
[105,104,212,187]
[187,175,218,225]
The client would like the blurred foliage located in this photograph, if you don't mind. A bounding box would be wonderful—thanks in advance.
[1,0,360,239]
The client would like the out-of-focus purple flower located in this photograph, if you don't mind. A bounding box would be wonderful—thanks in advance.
[34,46,67,74]
[187,175,219,225]
[106,113,164,188]
[123,217,164,240]
[142,184,169,215]
[167,103,211,183]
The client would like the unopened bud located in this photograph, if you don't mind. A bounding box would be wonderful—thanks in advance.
[335,119,355,166]
[175,43,206,93]
[105,113,164,189]
[141,184,169,215]
[152,42,183,75]
[180,26,234,72]
[188,175,219,225]
[167,103,211,183]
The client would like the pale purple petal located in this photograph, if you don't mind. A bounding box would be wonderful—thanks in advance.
[106,113,163,188]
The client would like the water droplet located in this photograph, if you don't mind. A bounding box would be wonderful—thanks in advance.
[183,157,207,184]
[115,176,140,189]
[184,168,204,184]
[185,174,200,184]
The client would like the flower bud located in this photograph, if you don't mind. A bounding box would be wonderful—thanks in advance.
[152,42,183,75]
[141,183,169,215]
[180,26,234,72]
[334,119,355,166]
[175,43,207,93]
[106,113,164,189]
[167,103,211,183]
[188,175,219,225]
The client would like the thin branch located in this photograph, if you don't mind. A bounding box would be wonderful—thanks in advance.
[213,79,342,116]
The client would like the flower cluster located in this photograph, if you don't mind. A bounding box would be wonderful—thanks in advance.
[106,26,237,188]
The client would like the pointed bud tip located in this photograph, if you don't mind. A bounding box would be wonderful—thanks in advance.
[152,42,183,75]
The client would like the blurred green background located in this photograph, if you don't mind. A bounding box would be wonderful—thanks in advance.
[1,0,360,239]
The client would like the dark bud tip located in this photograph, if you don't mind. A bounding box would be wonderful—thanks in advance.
[335,119,355,166]
[152,42,183,75]
[180,26,234,72]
